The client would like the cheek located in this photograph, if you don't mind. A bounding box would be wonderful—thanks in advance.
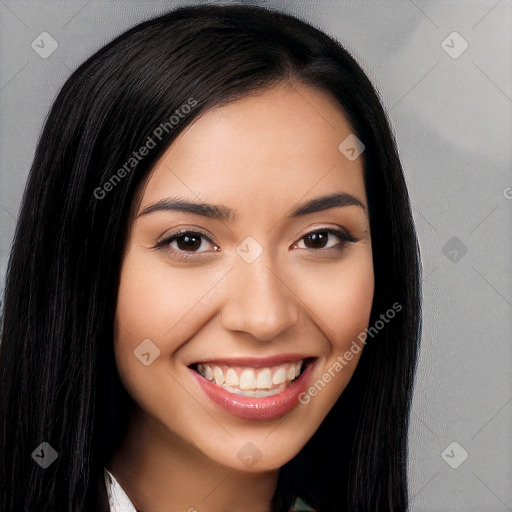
[113,251,174,382]
[294,252,373,419]
[113,253,193,416]
[113,248,224,388]
[115,250,215,344]
[297,250,374,350]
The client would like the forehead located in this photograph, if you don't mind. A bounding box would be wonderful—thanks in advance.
[139,82,366,218]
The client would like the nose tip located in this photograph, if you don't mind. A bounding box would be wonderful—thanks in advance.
[220,260,300,342]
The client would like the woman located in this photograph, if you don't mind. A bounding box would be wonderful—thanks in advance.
[0,4,421,511]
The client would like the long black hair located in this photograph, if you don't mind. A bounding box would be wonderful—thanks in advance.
[0,4,421,511]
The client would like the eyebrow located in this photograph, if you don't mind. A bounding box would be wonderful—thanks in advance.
[137,192,366,221]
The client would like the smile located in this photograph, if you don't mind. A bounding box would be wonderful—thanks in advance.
[189,356,316,420]
[195,360,305,397]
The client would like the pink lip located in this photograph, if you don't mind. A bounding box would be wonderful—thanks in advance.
[189,358,316,421]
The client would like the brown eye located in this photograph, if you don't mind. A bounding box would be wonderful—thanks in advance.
[294,228,354,252]
[173,232,204,252]
[303,231,330,249]
[157,230,219,256]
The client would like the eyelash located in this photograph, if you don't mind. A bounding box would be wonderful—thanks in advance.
[155,227,357,261]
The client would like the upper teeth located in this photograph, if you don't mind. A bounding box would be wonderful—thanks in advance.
[197,361,303,391]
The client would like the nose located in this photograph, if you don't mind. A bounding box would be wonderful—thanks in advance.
[220,255,301,342]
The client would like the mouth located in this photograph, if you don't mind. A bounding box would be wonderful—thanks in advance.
[188,356,316,420]
[190,358,311,397]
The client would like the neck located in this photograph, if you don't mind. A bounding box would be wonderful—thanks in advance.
[107,407,279,512]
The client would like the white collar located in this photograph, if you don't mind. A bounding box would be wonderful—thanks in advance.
[104,467,138,512]
[103,467,316,511]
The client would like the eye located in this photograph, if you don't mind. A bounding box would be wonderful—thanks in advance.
[292,228,355,252]
[156,229,219,259]
[155,227,356,260]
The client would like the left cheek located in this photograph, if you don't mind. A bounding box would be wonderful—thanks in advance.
[302,258,374,347]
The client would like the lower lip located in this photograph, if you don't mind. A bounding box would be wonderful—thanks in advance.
[190,361,315,421]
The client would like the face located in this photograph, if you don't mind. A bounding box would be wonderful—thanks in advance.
[114,82,374,472]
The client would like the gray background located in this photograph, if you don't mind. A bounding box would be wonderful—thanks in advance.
[1,0,511,510]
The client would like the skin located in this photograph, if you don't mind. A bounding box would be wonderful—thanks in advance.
[109,82,374,512]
